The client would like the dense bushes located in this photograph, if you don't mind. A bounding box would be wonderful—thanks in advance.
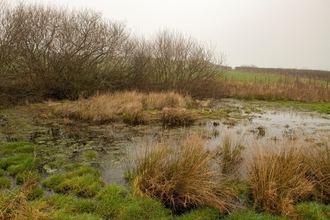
[0,1,224,105]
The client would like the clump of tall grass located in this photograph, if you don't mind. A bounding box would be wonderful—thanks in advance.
[0,178,47,220]
[248,141,313,217]
[214,130,245,177]
[128,133,238,214]
[161,108,196,128]
[307,136,330,203]
[54,91,192,124]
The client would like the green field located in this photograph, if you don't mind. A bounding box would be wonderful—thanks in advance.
[223,71,293,83]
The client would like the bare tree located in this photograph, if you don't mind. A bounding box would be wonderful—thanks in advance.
[148,29,224,95]
[0,1,130,101]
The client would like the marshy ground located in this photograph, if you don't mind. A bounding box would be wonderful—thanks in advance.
[1,94,330,219]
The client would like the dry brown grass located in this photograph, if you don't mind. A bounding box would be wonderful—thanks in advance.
[129,133,238,214]
[54,91,192,124]
[0,179,48,220]
[161,108,196,128]
[307,135,330,203]
[248,141,314,218]
[221,80,330,102]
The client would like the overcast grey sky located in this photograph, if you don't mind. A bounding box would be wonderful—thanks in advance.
[25,0,330,70]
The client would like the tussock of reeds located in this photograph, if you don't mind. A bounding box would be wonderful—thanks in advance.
[129,133,238,214]
[308,135,330,203]
[248,141,313,217]
[161,108,196,128]
[54,91,192,124]
[214,130,245,178]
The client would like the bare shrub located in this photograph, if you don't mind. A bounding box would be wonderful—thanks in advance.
[0,1,130,102]
[147,29,224,96]
[248,141,313,217]
[129,133,238,214]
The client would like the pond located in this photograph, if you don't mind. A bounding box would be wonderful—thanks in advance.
[1,99,329,186]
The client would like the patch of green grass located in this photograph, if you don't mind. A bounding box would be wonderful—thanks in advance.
[95,184,129,219]
[46,158,67,169]
[119,196,172,220]
[83,150,99,161]
[15,171,40,185]
[42,165,104,198]
[175,207,222,220]
[296,202,330,220]
[249,99,330,114]
[223,209,291,219]
[33,194,99,220]
[0,142,36,154]
[199,108,229,119]
[0,154,41,176]
[26,186,44,200]
[223,71,287,84]
[0,176,11,189]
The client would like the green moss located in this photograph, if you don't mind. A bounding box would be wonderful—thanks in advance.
[0,176,11,189]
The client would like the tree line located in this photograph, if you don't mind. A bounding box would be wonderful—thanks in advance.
[0,1,224,105]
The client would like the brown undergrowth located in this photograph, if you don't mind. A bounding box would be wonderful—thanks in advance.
[0,178,48,220]
[221,80,330,102]
[248,140,314,218]
[128,133,238,214]
[54,91,193,124]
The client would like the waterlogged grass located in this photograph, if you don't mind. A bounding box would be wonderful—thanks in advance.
[42,164,104,198]
[2,140,330,219]
[83,150,99,161]
[0,142,41,181]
